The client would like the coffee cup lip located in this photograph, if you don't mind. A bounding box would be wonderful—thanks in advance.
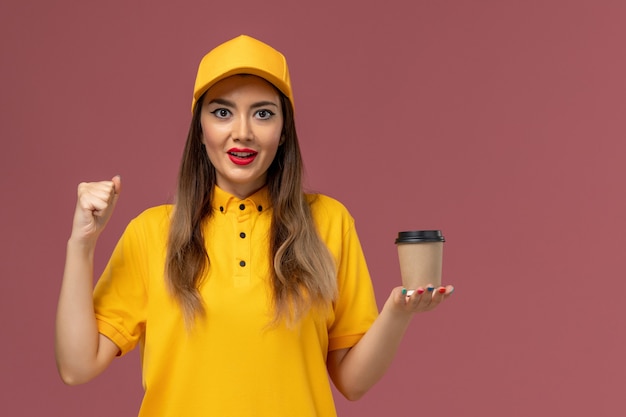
[395,230,445,244]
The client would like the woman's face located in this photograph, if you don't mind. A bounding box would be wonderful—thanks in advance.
[200,75,284,199]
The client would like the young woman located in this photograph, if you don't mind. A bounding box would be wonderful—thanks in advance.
[55,35,454,417]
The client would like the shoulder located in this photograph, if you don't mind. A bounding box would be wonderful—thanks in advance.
[307,193,352,219]
[134,204,174,219]
[306,193,355,236]
[125,205,173,234]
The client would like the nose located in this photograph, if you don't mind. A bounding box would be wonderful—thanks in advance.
[231,114,253,141]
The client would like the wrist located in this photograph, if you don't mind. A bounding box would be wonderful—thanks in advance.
[382,296,414,325]
[67,236,97,255]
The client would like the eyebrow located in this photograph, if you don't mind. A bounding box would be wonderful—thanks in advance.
[207,98,279,109]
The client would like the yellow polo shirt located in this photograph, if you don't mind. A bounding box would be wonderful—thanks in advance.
[94,186,379,416]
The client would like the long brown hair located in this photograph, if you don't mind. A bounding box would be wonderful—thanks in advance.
[166,88,337,327]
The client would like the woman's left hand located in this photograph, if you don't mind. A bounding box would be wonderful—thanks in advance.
[386,285,454,315]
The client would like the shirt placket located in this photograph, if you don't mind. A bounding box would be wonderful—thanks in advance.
[234,201,252,287]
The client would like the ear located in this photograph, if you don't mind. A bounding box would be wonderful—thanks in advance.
[279,134,285,145]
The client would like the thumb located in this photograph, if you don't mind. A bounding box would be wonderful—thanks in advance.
[391,286,408,304]
[110,175,122,207]
[112,175,122,196]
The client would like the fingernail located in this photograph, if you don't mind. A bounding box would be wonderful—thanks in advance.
[401,288,407,295]
[427,286,435,292]
[438,287,446,294]
[417,288,425,295]
[449,287,455,294]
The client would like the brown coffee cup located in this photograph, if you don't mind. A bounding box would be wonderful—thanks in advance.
[395,230,445,290]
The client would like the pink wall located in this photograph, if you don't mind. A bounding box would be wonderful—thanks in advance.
[2,0,625,415]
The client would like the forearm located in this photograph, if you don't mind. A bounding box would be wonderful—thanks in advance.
[329,290,412,400]
[55,239,112,384]
[329,284,453,400]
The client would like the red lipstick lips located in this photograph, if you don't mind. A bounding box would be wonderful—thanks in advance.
[227,148,258,165]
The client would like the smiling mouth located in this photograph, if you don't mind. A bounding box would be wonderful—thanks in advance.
[228,150,258,166]
[229,151,257,158]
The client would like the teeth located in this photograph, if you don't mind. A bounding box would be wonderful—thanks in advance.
[230,152,255,158]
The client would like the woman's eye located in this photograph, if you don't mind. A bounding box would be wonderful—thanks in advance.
[256,110,274,120]
[211,109,231,118]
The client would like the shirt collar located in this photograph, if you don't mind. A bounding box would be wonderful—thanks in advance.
[212,185,272,214]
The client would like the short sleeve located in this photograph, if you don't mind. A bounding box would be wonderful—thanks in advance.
[311,195,379,351]
[93,217,150,356]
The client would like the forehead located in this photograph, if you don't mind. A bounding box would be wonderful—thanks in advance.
[205,74,281,101]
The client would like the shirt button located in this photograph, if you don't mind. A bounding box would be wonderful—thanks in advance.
[219,206,224,212]
[257,205,263,212]
[240,232,246,239]
[239,260,246,267]
[239,204,245,210]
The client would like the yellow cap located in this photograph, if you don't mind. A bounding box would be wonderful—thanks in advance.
[192,35,293,113]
